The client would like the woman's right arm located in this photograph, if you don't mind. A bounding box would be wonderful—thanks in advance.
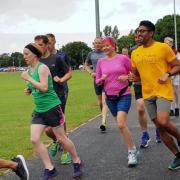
[21,65,49,93]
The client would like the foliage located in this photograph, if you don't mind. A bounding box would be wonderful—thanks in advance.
[101,25,120,40]
[154,14,180,49]
[117,30,135,53]
[0,52,24,67]
[61,41,92,68]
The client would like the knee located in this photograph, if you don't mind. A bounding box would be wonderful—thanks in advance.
[117,122,126,130]
[156,119,168,128]
[30,137,40,145]
[136,103,145,113]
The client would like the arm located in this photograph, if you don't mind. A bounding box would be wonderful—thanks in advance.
[118,56,132,82]
[158,59,180,84]
[128,67,141,82]
[54,57,71,83]
[84,52,96,77]
[21,65,49,93]
[158,45,180,84]
[95,61,107,84]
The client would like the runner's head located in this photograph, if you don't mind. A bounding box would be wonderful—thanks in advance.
[23,43,43,65]
[102,36,117,55]
[46,33,56,54]
[164,37,174,48]
[93,37,103,52]
[34,35,49,56]
[137,20,155,45]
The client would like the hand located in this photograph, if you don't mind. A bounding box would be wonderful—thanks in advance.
[24,88,31,96]
[158,73,169,84]
[21,71,30,81]
[118,75,128,82]
[128,72,135,82]
[53,76,62,83]
[101,74,107,80]
[91,72,96,78]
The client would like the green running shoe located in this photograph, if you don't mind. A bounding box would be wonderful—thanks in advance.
[168,156,180,170]
[48,142,58,158]
[60,152,72,165]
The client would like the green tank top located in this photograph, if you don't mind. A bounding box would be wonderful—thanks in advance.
[27,62,60,112]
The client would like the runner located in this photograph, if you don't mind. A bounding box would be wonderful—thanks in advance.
[164,37,180,117]
[130,33,161,148]
[34,35,72,165]
[130,20,180,170]
[21,43,82,179]
[96,36,139,167]
[45,33,73,164]
[84,37,108,132]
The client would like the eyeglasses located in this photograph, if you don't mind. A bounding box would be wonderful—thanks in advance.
[136,29,150,34]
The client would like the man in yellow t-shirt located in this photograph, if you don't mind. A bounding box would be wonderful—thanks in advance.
[131,20,180,170]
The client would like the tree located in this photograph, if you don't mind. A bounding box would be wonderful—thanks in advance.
[61,41,92,68]
[11,52,24,67]
[101,25,120,40]
[116,30,135,53]
[155,14,180,49]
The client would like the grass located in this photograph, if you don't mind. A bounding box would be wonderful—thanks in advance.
[0,71,99,160]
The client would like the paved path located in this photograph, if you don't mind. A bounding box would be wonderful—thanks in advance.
[3,99,180,180]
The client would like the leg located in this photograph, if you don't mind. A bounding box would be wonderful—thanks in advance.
[117,111,135,150]
[31,124,54,170]
[101,92,108,125]
[173,84,180,116]
[136,98,148,131]
[156,112,180,146]
[136,98,151,147]
[45,127,57,141]
[52,126,80,163]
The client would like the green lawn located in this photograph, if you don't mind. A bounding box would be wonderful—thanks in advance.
[0,71,99,159]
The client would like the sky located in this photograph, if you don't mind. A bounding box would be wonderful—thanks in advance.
[0,0,180,54]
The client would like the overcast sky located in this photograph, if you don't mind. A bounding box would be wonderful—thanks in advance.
[0,0,179,54]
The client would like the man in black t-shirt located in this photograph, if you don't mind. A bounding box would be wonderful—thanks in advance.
[34,35,72,164]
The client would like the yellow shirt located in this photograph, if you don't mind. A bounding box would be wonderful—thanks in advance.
[131,41,176,100]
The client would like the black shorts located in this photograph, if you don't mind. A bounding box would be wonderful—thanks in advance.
[133,84,143,100]
[93,78,103,96]
[57,94,67,113]
[31,105,63,127]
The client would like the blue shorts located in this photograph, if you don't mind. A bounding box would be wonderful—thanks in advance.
[106,94,131,117]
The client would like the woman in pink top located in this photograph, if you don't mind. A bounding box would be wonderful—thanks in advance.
[96,37,139,167]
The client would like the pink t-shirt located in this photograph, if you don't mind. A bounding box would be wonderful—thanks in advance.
[96,54,132,96]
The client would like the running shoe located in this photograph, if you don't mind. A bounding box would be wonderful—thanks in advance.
[73,162,83,178]
[48,142,58,157]
[170,109,174,116]
[140,132,150,148]
[100,121,107,132]
[175,108,179,117]
[60,152,72,165]
[128,149,139,167]
[12,155,29,180]
[155,128,161,143]
[42,168,58,180]
[168,156,180,170]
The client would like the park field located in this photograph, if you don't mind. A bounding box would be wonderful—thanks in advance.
[0,71,99,159]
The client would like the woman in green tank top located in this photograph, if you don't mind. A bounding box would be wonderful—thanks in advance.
[21,43,82,179]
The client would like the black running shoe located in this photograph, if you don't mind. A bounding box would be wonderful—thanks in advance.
[12,155,29,180]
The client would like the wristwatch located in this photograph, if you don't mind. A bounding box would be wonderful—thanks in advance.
[166,72,172,77]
